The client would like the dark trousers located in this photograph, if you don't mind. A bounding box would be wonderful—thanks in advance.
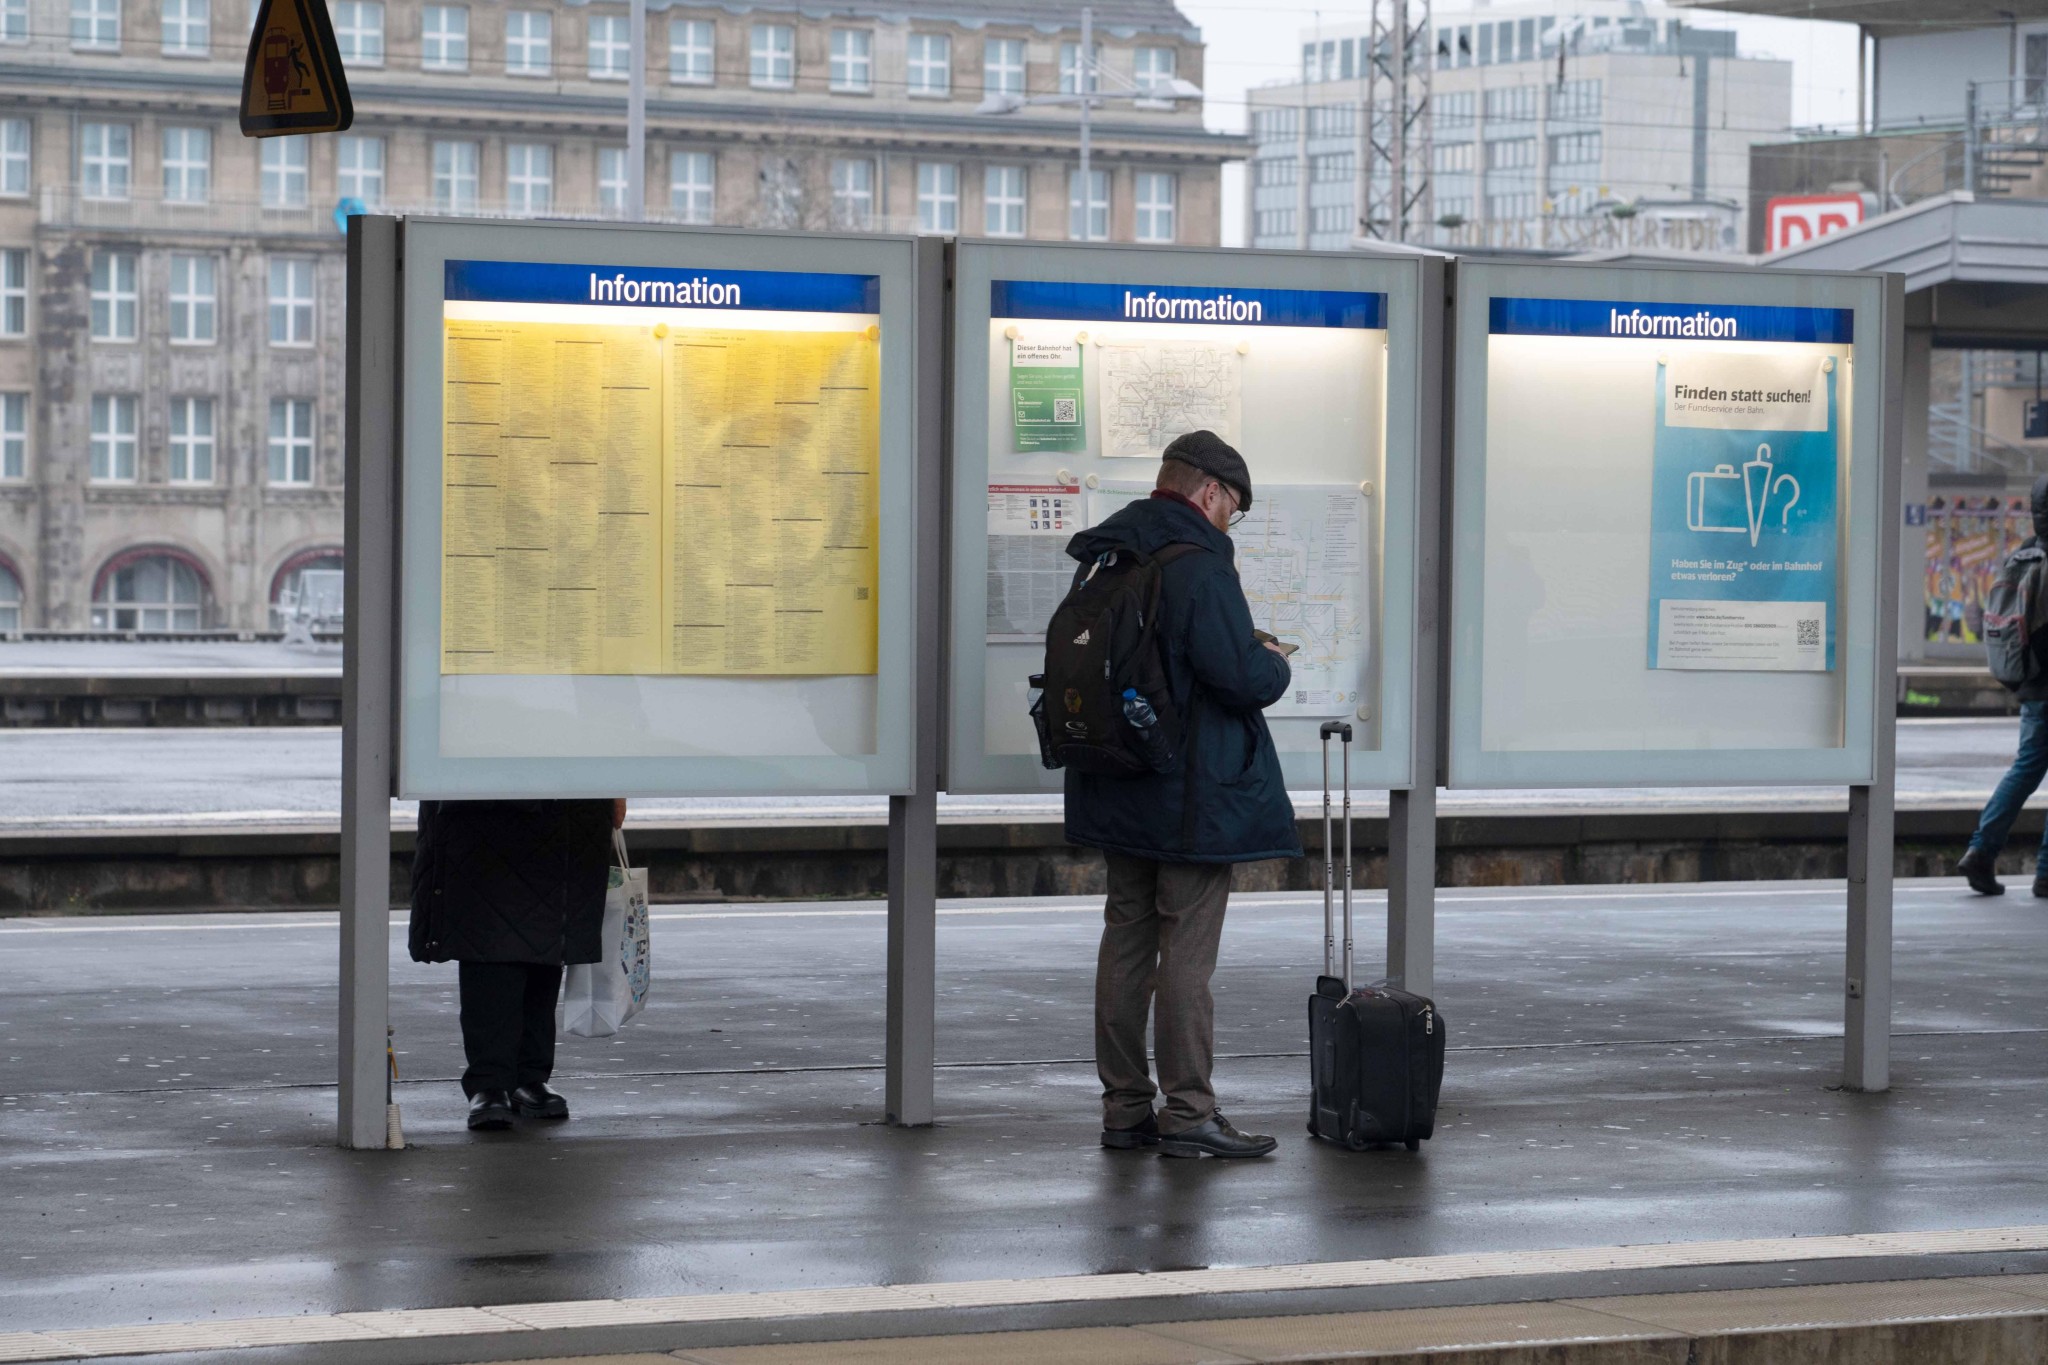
[1095,851,1234,1136]
[458,961,564,1097]
[1970,699,2048,873]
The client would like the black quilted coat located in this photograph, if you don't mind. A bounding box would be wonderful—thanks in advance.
[408,800,614,965]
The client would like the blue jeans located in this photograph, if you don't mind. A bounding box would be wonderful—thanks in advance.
[1969,700,2048,872]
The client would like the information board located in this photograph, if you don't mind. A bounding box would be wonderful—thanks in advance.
[945,243,1438,795]
[1447,262,1894,788]
[397,221,923,798]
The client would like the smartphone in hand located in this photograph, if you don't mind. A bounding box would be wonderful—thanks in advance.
[1253,630,1300,657]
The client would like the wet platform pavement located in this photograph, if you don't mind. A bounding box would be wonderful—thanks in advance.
[3,879,2047,1358]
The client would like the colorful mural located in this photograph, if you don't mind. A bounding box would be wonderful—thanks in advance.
[1926,494,2032,645]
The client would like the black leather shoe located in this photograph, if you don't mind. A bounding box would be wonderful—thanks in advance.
[2033,875,2048,900]
[511,1082,569,1120]
[467,1090,514,1131]
[1959,847,2005,896]
[1159,1112,1277,1159]
[1101,1113,1161,1150]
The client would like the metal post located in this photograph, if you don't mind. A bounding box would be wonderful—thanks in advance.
[1298,15,1311,249]
[885,236,947,1127]
[339,216,399,1149]
[1079,7,1093,240]
[626,0,646,219]
[1963,81,1978,196]
[1390,0,1407,240]
[1845,272,1904,1093]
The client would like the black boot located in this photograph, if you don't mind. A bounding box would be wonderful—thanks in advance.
[1159,1112,1277,1159]
[1101,1112,1161,1150]
[467,1089,514,1130]
[2033,874,2048,900]
[511,1082,569,1119]
[1958,847,2005,896]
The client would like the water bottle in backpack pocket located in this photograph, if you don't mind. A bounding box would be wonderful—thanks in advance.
[1984,545,2047,690]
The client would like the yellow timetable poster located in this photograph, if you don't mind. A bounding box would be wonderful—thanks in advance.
[440,318,879,677]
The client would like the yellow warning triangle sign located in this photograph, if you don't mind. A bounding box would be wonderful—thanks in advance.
[241,0,353,137]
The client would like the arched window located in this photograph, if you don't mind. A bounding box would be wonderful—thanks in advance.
[0,560,20,634]
[91,551,210,632]
[270,549,344,631]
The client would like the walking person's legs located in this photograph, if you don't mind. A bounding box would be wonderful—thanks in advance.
[1963,701,2048,895]
[1096,852,1163,1143]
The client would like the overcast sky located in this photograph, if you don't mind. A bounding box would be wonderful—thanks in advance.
[1179,0,1863,243]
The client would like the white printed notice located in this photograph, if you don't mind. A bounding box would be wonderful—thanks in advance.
[987,479,1082,642]
[1096,339,1244,459]
[1088,481,1368,716]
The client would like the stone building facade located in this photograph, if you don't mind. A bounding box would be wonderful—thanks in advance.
[0,0,1232,634]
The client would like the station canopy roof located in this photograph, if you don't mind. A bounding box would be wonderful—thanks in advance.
[1670,0,2048,39]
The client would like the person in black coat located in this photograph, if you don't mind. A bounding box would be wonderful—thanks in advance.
[410,797,622,1130]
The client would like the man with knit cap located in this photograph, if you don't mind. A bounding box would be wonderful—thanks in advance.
[1063,429,1301,1159]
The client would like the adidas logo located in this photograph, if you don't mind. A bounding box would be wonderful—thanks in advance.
[1072,629,1091,646]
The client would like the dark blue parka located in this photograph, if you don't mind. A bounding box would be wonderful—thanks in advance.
[1062,494,1302,864]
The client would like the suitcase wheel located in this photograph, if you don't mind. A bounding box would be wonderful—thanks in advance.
[1345,1131,1369,1152]
[1404,1137,1421,1152]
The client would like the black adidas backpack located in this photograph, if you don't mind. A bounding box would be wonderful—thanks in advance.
[1985,543,2048,690]
[1029,543,1201,775]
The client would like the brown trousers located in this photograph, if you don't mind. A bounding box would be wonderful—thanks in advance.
[1095,851,1235,1135]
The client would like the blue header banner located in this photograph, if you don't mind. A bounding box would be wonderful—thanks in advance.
[444,260,881,314]
[992,279,1383,329]
[1489,297,1853,345]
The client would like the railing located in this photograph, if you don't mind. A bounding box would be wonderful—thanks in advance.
[1928,404,2048,478]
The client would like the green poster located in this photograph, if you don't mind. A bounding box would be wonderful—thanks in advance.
[1010,336,1086,453]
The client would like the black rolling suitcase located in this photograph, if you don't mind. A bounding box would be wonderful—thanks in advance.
[1307,721,1447,1152]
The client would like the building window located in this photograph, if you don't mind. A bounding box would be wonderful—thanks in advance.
[269,399,314,485]
[0,249,24,336]
[1485,137,1537,171]
[71,0,118,49]
[1067,167,1108,241]
[79,122,130,200]
[162,126,210,203]
[907,32,950,96]
[269,256,314,346]
[93,554,206,631]
[1432,142,1473,173]
[89,393,137,481]
[1135,171,1176,243]
[169,253,215,343]
[830,157,873,230]
[0,118,25,195]
[1253,157,1297,188]
[89,250,137,341]
[983,164,1024,238]
[669,150,713,223]
[432,139,478,211]
[1250,107,1298,143]
[1434,91,1476,130]
[506,143,552,214]
[1310,203,1352,234]
[504,8,550,75]
[168,397,214,484]
[0,0,23,43]
[750,22,793,88]
[1549,130,1601,167]
[1254,207,1295,238]
[1549,78,1601,121]
[984,36,1023,94]
[272,552,344,629]
[915,162,956,233]
[0,394,24,481]
[588,13,629,80]
[1483,85,1538,122]
[1135,45,1176,94]
[829,28,871,92]
[669,18,712,84]
[1311,105,1356,138]
[161,0,207,55]
[599,146,627,213]
[261,135,308,208]
[1486,190,1537,220]
[1060,41,1100,94]
[0,564,17,632]
[421,5,467,70]
[337,134,383,206]
[334,0,382,64]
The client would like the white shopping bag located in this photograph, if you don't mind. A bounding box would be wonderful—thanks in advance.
[560,829,651,1038]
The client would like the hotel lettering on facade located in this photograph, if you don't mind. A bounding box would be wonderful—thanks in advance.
[0,0,1233,634]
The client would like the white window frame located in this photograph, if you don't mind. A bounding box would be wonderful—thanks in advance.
[907,32,951,96]
[983,164,1025,238]
[432,139,479,211]
[0,117,26,196]
[1060,41,1101,94]
[1135,170,1176,243]
[0,248,25,337]
[0,0,26,44]
[588,13,629,80]
[333,0,383,65]
[420,4,468,71]
[89,250,137,342]
[749,22,793,88]
[161,0,208,55]
[1135,45,1176,94]
[94,556,205,632]
[830,157,873,230]
[169,253,216,344]
[983,37,1023,94]
[669,149,714,224]
[268,398,314,486]
[168,396,215,484]
[268,256,315,347]
[79,122,130,201]
[0,392,23,482]
[337,134,384,206]
[829,27,871,92]
[669,18,712,84]
[71,0,119,50]
[598,145,628,213]
[504,8,551,75]
[89,393,137,482]
[162,125,210,204]
[260,135,309,208]
[505,142,552,214]
[1068,167,1108,241]
[916,161,957,234]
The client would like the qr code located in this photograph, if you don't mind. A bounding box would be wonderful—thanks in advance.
[1796,618,1820,647]
[856,587,870,601]
[1054,398,1078,423]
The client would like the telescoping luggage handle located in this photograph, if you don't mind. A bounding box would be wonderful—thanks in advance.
[1320,720,1353,991]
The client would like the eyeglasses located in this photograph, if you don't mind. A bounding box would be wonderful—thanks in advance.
[1216,482,1246,528]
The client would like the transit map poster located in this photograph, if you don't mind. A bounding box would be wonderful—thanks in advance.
[439,260,881,679]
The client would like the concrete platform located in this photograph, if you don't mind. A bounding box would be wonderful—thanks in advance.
[2,878,2045,1360]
